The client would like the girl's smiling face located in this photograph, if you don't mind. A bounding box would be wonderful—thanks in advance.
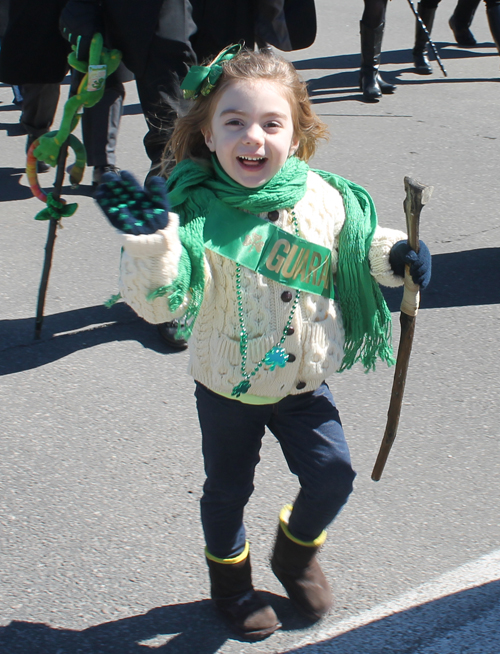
[203,79,300,188]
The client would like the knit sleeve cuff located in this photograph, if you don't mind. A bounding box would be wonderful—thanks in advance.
[119,212,180,257]
[116,211,186,324]
[369,226,408,287]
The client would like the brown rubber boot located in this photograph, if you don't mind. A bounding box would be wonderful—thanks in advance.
[206,547,280,641]
[270,506,333,621]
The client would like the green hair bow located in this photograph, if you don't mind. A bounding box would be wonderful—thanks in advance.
[181,44,242,99]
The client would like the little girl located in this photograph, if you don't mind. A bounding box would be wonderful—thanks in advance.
[96,45,431,641]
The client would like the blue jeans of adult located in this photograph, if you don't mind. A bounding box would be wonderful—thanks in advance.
[195,381,356,560]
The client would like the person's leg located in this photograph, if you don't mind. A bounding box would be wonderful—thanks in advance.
[449,0,481,46]
[268,383,356,620]
[20,83,60,140]
[138,0,197,349]
[21,83,60,173]
[413,0,442,74]
[269,383,355,543]
[485,0,500,53]
[196,384,269,558]
[359,0,396,102]
[361,0,387,28]
[194,383,280,640]
[135,0,196,178]
[81,68,125,184]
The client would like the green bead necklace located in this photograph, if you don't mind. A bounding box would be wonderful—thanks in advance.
[231,210,301,398]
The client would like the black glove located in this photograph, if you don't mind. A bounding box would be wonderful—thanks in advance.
[94,171,170,236]
[59,0,103,62]
[389,240,432,290]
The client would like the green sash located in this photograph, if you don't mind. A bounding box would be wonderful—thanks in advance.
[203,199,334,299]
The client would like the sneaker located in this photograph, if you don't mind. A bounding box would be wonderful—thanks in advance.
[157,321,188,350]
[93,165,120,186]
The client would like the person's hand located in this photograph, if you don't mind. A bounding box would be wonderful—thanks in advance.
[389,240,431,289]
[59,0,102,62]
[94,171,170,236]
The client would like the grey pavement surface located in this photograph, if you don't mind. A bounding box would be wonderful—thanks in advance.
[1,1,500,652]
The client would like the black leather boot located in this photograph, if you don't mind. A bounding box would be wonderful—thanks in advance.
[413,4,437,74]
[449,0,480,46]
[359,20,396,102]
[206,550,280,641]
[270,506,333,621]
[486,4,500,54]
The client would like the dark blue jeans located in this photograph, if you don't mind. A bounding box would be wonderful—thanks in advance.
[195,382,356,559]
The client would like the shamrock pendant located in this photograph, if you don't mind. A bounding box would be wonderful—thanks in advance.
[263,346,289,371]
[231,380,251,398]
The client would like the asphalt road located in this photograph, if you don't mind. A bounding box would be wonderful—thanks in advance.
[1,1,500,652]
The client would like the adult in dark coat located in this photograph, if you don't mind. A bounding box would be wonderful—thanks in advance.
[0,0,9,40]
[60,0,197,176]
[191,0,317,62]
[0,0,70,85]
[0,0,22,105]
[0,0,71,169]
[0,0,127,179]
[59,0,317,172]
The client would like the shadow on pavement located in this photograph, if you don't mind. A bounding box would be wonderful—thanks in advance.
[0,600,225,654]
[0,303,181,376]
[293,42,498,72]
[382,247,500,312]
[282,579,500,653]
[0,104,23,113]
[0,167,34,201]
[292,45,498,103]
[1,248,498,376]
[0,165,99,202]
[122,102,143,116]
[1,581,499,653]
[0,120,26,135]
[0,592,311,654]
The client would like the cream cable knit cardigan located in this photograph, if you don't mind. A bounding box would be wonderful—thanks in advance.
[118,171,406,398]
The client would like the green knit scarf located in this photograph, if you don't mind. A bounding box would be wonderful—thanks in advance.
[155,155,394,371]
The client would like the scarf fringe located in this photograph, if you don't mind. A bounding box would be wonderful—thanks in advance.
[104,293,121,308]
[340,322,395,372]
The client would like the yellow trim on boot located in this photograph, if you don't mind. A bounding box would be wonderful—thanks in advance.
[279,504,327,548]
[205,540,250,564]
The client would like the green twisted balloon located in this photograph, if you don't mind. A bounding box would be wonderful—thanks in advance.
[33,33,122,176]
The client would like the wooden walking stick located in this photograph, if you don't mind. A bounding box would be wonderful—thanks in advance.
[371,177,433,481]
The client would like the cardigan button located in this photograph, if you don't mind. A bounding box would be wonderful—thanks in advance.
[286,326,295,336]
[268,210,279,222]
[287,353,296,363]
[296,381,306,390]
[281,290,293,302]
